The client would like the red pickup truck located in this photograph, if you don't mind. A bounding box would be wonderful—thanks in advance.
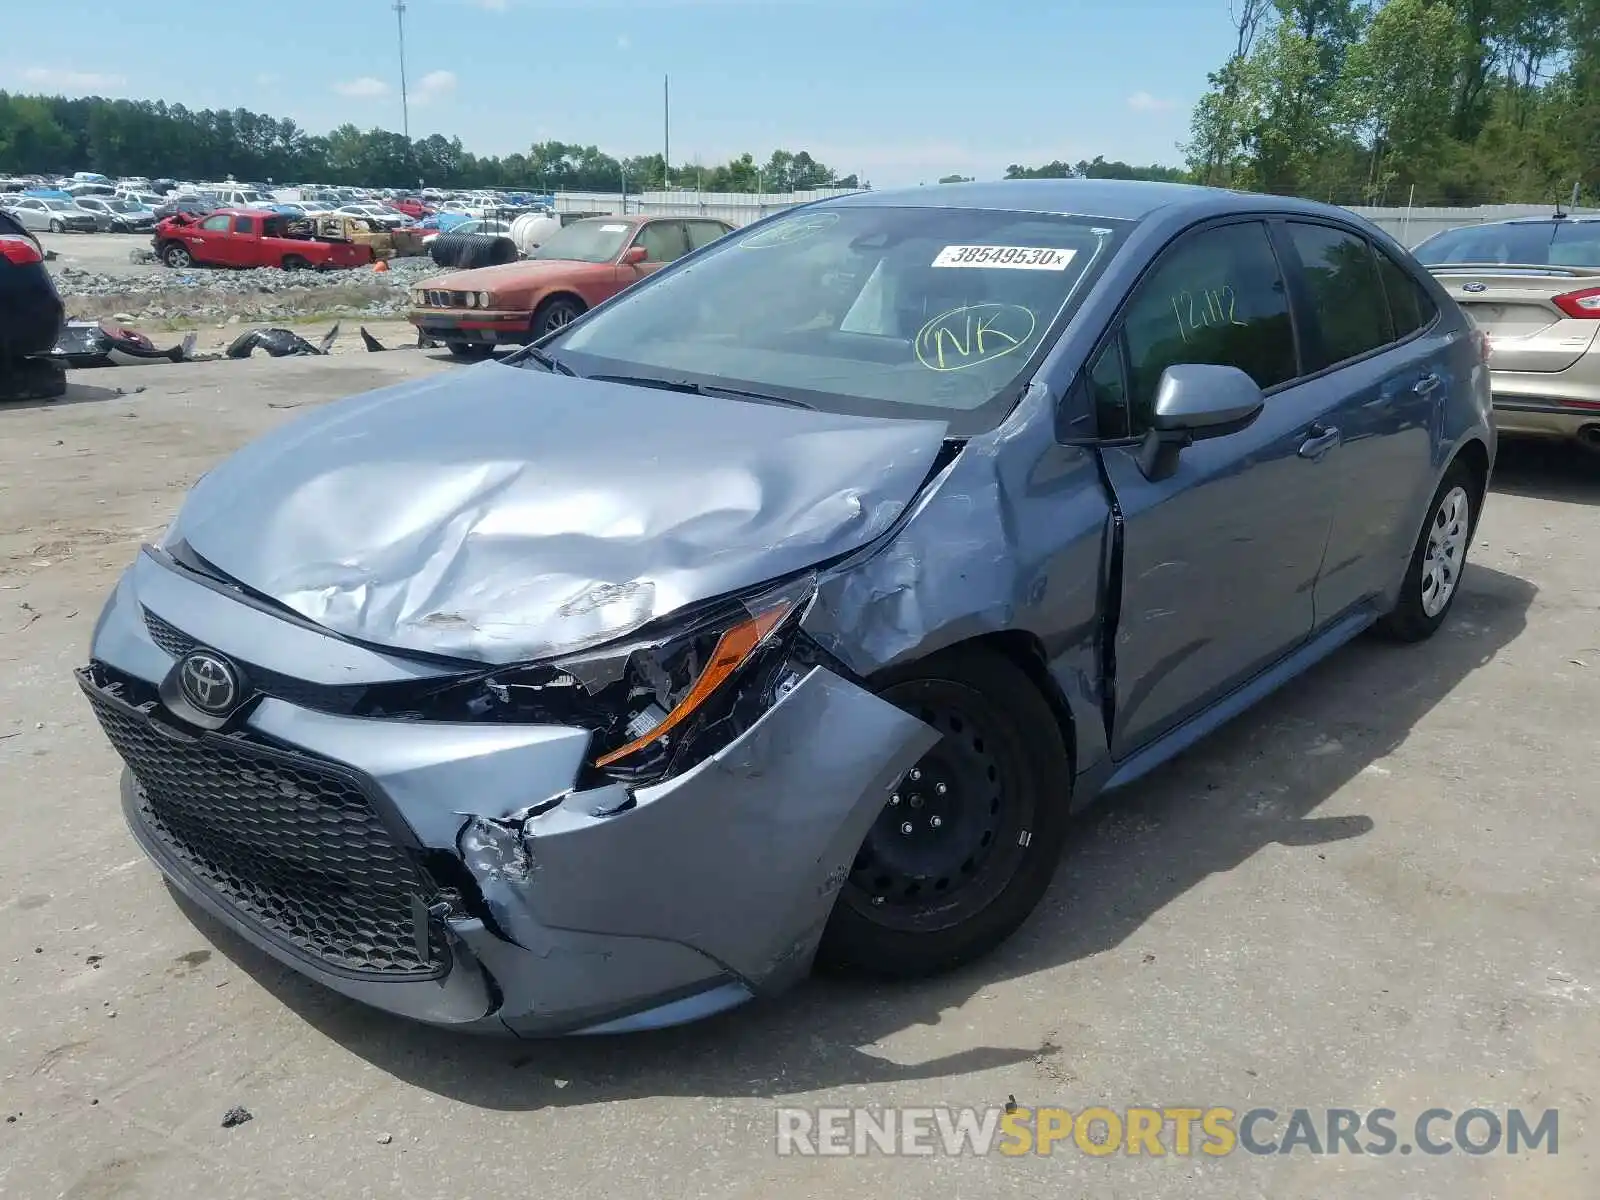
[153,208,373,271]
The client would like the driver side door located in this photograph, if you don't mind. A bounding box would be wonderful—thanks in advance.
[184,214,234,265]
[1091,218,1344,759]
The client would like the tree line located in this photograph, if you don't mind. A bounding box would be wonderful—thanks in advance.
[0,93,859,193]
[1185,0,1600,207]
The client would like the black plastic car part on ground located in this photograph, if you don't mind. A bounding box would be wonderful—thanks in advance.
[0,210,66,400]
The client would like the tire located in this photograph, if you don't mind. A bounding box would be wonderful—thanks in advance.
[816,646,1073,978]
[281,254,311,271]
[446,341,493,361]
[532,295,584,338]
[162,243,193,269]
[49,220,64,234]
[428,232,515,270]
[1376,458,1479,642]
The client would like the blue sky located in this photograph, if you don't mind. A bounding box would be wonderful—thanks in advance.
[4,0,1238,186]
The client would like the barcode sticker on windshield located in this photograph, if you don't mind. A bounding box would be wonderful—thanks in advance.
[600,223,628,232]
[932,245,1076,270]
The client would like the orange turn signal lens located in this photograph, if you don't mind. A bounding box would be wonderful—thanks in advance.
[592,600,795,769]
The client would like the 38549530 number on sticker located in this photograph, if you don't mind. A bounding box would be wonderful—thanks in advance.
[932,246,1077,271]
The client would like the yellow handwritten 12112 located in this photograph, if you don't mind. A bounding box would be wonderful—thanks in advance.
[1171,287,1248,343]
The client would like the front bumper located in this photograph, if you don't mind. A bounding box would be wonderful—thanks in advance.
[407,308,532,345]
[80,550,936,1035]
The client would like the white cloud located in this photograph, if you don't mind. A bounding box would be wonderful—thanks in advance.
[335,76,390,98]
[412,70,457,106]
[21,67,126,91]
[1126,91,1176,113]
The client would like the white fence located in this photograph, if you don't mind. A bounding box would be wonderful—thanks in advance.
[551,187,1593,248]
[1348,203,1597,247]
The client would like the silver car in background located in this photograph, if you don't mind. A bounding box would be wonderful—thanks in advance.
[1414,214,1600,450]
[4,196,99,233]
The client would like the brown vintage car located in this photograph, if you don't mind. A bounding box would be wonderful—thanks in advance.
[408,214,735,358]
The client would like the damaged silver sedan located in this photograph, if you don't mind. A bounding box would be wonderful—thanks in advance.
[79,181,1495,1035]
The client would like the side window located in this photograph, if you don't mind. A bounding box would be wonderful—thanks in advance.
[1087,341,1130,439]
[231,216,253,234]
[1121,221,1296,431]
[200,214,231,233]
[685,220,730,251]
[635,220,690,263]
[1374,247,1437,339]
[1286,222,1394,366]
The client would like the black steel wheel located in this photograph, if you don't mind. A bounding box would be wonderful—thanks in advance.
[818,647,1072,978]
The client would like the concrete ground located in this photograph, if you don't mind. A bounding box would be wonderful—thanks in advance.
[1,352,1595,1199]
[37,232,166,281]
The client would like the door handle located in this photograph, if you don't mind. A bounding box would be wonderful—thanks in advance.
[1413,373,1442,395]
[1298,423,1341,460]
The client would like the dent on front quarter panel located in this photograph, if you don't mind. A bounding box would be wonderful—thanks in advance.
[453,666,939,988]
[800,383,1113,780]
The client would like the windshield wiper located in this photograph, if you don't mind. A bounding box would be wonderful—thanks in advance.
[585,373,812,409]
[515,346,576,375]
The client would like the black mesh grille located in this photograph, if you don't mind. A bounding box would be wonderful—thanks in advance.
[79,669,446,979]
[144,609,195,657]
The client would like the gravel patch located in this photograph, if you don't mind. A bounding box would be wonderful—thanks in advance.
[47,257,441,328]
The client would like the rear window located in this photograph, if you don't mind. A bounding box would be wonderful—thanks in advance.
[1374,248,1437,338]
[1549,222,1600,267]
[1413,222,1555,266]
[1285,222,1392,367]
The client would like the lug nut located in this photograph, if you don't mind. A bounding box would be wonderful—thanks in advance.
[909,768,922,781]
[935,782,948,796]
[890,793,900,806]
[900,822,914,835]
[930,816,943,829]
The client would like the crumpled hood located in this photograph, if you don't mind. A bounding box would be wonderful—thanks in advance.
[173,361,949,664]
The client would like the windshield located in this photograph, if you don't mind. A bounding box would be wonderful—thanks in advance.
[547,205,1128,427]
[106,200,139,212]
[45,199,77,210]
[532,219,633,263]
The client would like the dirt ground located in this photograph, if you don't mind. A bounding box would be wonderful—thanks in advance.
[1,353,1596,1199]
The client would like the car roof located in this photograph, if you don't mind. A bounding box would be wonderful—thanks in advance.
[820,178,1358,224]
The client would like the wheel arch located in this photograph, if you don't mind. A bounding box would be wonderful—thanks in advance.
[1450,436,1491,519]
[533,290,587,318]
[873,630,1079,777]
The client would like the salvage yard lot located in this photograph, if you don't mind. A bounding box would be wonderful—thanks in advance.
[1,354,1596,1199]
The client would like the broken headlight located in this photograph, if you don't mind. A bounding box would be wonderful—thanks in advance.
[404,575,817,787]
[568,574,817,785]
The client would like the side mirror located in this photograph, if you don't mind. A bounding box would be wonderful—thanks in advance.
[621,245,647,266]
[1138,363,1264,481]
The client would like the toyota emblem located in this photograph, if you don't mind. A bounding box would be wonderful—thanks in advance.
[178,650,241,715]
